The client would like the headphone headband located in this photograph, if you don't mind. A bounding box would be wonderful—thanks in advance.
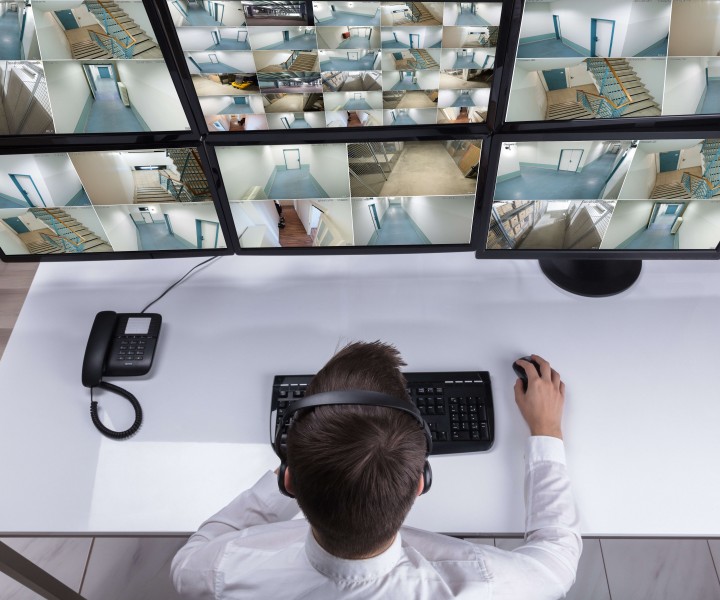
[274,389,433,497]
[279,390,431,451]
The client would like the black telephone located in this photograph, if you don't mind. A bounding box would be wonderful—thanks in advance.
[82,311,162,440]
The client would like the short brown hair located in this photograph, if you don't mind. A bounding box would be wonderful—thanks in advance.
[286,341,427,559]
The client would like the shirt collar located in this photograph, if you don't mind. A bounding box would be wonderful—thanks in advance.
[304,529,403,583]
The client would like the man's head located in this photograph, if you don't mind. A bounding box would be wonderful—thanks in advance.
[285,341,428,559]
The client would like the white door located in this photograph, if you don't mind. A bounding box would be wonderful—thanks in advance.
[283,149,301,170]
[558,149,582,172]
[594,20,613,57]
[200,221,219,248]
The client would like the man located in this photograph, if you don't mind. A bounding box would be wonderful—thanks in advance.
[172,341,581,599]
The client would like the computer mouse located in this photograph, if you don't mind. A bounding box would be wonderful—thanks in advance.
[512,356,542,392]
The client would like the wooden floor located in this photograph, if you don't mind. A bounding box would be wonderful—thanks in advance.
[0,262,37,359]
[278,204,313,247]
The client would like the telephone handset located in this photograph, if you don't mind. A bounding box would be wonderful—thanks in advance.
[82,311,162,440]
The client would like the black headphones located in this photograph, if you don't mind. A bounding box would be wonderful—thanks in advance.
[273,390,433,498]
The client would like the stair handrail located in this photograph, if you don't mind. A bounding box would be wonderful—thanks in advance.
[601,59,633,105]
[159,170,209,201]
[86,0,137,47]
[88,29,134,59]
[681,170,719,198]
[701,140,720,179]
[39,231,85,252]
[34,210,88,244]
[585,59,633,109]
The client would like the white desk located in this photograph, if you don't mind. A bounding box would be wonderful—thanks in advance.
[1,254,720,536]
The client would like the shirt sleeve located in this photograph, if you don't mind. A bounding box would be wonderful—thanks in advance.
[519,436,583,596]
[171,470,300,599]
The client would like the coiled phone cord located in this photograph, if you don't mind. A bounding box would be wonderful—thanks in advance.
[90,381,143,440]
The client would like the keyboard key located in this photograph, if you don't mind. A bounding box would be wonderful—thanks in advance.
[471,431,481,440]
[426,406,435,415]
[480,423,490,441]
[478,405,487,420]
[438,431,448,441]
[279,390,288,398]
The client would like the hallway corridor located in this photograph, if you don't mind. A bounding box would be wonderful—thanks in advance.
[278,204,312,246]
[370,204,430,245]
[267,165,329,199]
[620,209,678,249]
[81,77,147,133]
[135,221,194,250]
[495,152,620,200]
[0,6,21,59]
[182,4,222,26]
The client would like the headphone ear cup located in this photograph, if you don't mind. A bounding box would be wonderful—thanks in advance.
[420,460,432,495]
[277,462,295,498]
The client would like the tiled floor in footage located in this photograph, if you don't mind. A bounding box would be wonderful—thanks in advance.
[1,263,720,599]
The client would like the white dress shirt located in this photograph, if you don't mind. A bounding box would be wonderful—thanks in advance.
[172,436,582,600]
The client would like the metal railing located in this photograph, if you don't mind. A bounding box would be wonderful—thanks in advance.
[580,58,633,118]
[85,0,138,58]
[88,29,134,59]
[32,210,87,250]
[681,171,718,199]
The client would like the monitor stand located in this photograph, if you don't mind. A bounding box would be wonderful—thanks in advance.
[538,259,641,298]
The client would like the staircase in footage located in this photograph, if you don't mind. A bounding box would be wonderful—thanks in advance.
[548,58,661,120]
[162,149,212,202]
[70,0,162,59]
[681,139,720,199]
[23,208,112,254]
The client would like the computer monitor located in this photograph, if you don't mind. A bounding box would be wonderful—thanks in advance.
[498,0,720,130]
[477,132,720,296]
[161,1,507,132]
[209,135,487,251]
[0,145,233,261]
[1,0,197,138]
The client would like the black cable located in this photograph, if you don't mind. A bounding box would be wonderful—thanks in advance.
[90,382,143,440]
[141,256,221,314]
[90,257,221,439]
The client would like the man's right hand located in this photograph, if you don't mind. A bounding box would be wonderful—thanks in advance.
[514,355,565,440]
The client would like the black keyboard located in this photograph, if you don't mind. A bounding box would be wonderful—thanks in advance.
[270,371,494,455]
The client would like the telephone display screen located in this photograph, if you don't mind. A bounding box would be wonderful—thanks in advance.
[125,318,152,335]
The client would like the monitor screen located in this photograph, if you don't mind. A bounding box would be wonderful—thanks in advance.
[167,1,502,131]
[0,148,228,257]
[215,137,482,247]
[486,139,720,251]
[7,1,191,135]
[505,0,720,123]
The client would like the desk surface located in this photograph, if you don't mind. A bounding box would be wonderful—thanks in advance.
[1,254,719,535]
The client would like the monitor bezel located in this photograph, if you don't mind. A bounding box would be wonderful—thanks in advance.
[0,142,234,263]
[205,129,491,255]
[475,130,720,260]
[495,0,720,134]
